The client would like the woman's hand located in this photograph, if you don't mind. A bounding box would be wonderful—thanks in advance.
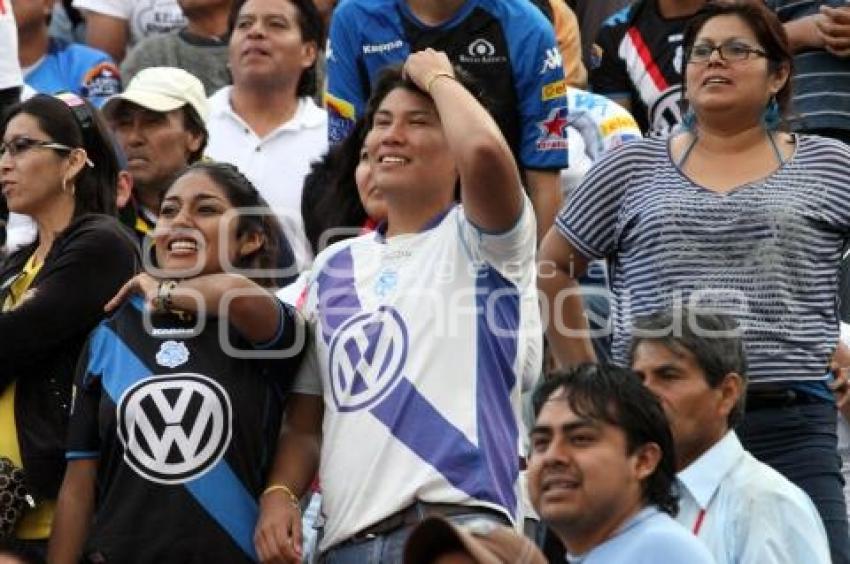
[402,48,455,94]
[254,492,303,563]
[104,273,161,312]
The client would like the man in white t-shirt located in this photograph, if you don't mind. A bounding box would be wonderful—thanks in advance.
[72,0,186,61]
[205,0,327,271]
[631,307,831,564]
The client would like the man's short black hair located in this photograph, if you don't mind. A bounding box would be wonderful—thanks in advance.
[629,307,748,428]
[532,363,679,516]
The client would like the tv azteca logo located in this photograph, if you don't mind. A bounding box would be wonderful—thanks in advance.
[117,374,232,485]
[459,38,506,64]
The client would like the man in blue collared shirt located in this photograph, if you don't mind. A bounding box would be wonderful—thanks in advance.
[631,307,830,564]
[527,364,714,563]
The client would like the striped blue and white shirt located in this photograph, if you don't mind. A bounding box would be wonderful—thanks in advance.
[766,0,850,134]
[556,134,850,384]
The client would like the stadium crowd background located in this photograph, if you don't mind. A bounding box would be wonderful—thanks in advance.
[1,0,850,562]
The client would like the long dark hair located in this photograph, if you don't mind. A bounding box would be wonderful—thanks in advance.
[1,94,119,217]
[166,162,287,288]
[301,118,369,255]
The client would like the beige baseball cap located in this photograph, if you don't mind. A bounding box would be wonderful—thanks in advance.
[404,517,547,564]
[103,67,209,122]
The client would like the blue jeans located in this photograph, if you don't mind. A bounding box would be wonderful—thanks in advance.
[318,507,506,564]
[738,401,850,564]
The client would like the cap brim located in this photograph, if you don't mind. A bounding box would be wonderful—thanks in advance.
[103,91,186,118]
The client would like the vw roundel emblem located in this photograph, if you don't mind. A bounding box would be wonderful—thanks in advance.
[328,306,408,412]
[117,374,232,485]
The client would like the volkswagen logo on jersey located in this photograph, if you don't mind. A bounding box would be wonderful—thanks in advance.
[329,306,409,412]
[117,374,232,485]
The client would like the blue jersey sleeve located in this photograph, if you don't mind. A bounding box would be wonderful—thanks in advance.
[326,3,368,145]
[66,335,102,460]
[506,4,568,170]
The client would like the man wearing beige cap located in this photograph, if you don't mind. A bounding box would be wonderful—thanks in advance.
[103,66,208,232]
[404,517,546,564]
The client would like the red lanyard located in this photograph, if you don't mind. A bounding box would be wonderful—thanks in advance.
[692,509,707,535]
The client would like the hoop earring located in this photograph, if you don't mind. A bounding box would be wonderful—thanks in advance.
[62,177,76,196]
[682,108,697,131]
[762,95,781,130]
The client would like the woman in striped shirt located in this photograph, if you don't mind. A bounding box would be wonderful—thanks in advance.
[540,1,850,561]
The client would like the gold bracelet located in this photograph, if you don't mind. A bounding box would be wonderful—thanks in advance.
[425,71,456,95]
[262,483,300,507]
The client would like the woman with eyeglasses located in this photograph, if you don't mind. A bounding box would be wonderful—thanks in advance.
[0,94,137,554]
[540,0,850,561]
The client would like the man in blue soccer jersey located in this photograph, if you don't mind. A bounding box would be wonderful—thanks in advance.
[253,51,542,563]
[15,0,121,107]
[324,0,568,241]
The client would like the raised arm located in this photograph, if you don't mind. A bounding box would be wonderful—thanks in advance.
[403,49,523,233]
[538,228,597,368]
[105,272,299,345]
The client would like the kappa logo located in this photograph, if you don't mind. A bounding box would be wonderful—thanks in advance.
[540,47,563,74]
[363,39,404,55]
[328,306,408,412]
[459,38,506,64]
[117,374,232,485]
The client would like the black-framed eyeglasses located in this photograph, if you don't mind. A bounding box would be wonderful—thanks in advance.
[0,137,95,167]
[687,41,768,63]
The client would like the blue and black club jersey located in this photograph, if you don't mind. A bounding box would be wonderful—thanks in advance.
[67,296,304,563]
[326,0,568,171]
[590,0,690,136]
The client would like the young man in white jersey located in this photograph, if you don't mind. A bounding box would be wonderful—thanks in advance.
[253,49,542,563]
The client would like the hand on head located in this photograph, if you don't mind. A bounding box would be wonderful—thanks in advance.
[402,49,455,94]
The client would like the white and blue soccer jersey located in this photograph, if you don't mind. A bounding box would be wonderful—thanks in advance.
[325,0,568,171]
[293,199,542,550]
[563,86,642,196]
[24,38,121,108]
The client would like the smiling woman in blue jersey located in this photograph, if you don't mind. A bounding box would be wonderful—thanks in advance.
[540,1,850,562]
[47,162,306,563]
[253,50,542,564]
